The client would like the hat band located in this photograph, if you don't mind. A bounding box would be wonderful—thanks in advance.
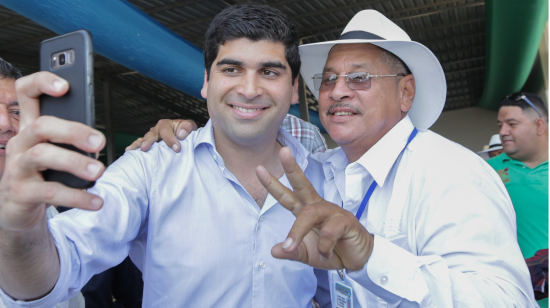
[489,144,502,149]
[339,30,385,41]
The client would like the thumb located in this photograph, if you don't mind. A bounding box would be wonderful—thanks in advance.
[271,242,309,264]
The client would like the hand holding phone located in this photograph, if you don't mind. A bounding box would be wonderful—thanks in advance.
[40,30,96,188]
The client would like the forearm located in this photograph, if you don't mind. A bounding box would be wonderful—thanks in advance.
[348,236,536,307]
[0,212,59,300]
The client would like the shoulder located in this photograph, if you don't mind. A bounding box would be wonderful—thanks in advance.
[111,128,204,174]
[407,130,502,187]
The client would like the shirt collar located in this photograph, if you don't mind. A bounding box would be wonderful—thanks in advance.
[194,119,311,169]
[320,116,415,186]
[500,152,549,169]
[355,116,415,187]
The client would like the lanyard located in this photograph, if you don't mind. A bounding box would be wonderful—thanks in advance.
[353,128,418,221]
[336,128,418,283]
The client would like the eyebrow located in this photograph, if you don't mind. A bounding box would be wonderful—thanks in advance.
[497,118,519,123]
[259,61,287,70]
[8,101,18,107]
[216,59,243,67]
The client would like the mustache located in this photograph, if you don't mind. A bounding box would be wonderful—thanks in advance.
[326,103,363,115]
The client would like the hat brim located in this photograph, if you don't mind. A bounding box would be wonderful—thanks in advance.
[477,146,504,160]
[299,39,447,130]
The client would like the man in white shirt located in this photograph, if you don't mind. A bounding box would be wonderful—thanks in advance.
[0,4,330,307]
[256,10,537,307]
[133,9,539,307]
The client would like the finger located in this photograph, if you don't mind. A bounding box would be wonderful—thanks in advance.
[256,165,304,216]
[9,116,104,155]
[176,120,197,139]
[16,72,69,130]
[139,129,159,152]
[279,147,323,205]
[281,204,327,252]
[317,215,348,261]
[272,241,309,264]
[158,124,181,153]
[20,143,104,182]
[9,116,105,155]
[22,181,103,211]
[125,138,143,152]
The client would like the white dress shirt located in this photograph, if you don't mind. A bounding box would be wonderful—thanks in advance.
[317,116,538,307]
[0,120,330,308]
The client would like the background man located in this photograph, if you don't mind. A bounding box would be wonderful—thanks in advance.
[141,9,537,307]
[0,4,329,307]
[478,134,504,160]
[488,92,548,307]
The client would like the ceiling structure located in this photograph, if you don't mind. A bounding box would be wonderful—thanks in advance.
[0,0,487,137]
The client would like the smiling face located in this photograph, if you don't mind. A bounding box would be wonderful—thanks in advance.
[0,77,19,177]
[201,38,298,147]
[318,43,414,161]
[498,106,542,161]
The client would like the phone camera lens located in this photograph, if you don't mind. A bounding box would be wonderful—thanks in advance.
[59,53,66,65]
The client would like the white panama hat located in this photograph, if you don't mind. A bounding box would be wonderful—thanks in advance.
[299,10,447,130]
[477,134,503,160]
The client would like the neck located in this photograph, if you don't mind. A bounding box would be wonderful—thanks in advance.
[214,128,282,171]
[212,126,284,207]
[520,142,548,168]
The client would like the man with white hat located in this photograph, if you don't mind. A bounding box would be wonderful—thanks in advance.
[127,8,537,308]
[478,134,504,160]
[256,9,537,307]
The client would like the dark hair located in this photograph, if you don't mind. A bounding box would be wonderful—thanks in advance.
[203,3,300,84]
[500,92,548,122]
[0,57,22,80]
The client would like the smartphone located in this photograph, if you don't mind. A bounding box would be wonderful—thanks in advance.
[40,30,96,189]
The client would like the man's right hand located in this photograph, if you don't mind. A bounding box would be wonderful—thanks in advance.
[125,119,197,153]
[0,71,107,300]
[0,71,106,233]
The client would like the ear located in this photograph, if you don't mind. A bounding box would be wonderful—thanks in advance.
[399,74,415,112]
[200,69,208,99]
[290,76,300,105]
[535,117,547,135]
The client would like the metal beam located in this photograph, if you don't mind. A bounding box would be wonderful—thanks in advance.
[0,32,55,51]
[0,51,38,67]
[442,56,486,66]
[109,77,208,125]
[392,1,485,21]
[0,15,26,27]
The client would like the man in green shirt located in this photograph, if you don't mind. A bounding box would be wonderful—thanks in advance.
[488,92,548,306]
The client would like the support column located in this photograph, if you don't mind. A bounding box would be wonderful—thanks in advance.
[103,76,116,166]
[298,75,310,122]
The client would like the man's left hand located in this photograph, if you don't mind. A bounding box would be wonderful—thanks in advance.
[256,147,374,271]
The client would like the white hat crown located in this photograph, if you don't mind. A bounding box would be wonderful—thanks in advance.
[341,10,411,42]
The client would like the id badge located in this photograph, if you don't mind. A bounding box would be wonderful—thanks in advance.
[331,271,353,308]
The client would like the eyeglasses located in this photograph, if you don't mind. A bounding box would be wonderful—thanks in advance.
[312,72,405,91]
[502,92,543,118]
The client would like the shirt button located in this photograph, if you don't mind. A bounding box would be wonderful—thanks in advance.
[258,215,264,222]
[259,261,266,269]
[380,276,388,285]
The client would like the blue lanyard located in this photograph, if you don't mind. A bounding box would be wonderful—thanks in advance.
[354,128,418,220]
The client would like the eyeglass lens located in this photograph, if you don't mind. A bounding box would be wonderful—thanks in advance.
[313,72,372,91]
